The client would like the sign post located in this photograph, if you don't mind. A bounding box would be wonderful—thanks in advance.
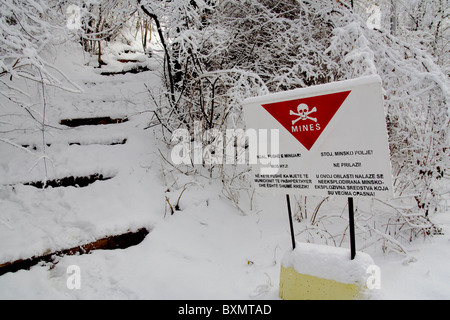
[348,197,356,260]
[243,75,394,259]
[286,194,296,250]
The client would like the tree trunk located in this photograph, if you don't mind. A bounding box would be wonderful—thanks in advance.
[138,0,176,105]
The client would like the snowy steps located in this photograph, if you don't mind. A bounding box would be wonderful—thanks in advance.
[99,64,151,76]
[97,53,154,76]
[17,117,129,187]
[21,138,127,150]
[21,138,128,151]
[23,173,113,189]
[1,115,148,276]
[59,116,128,127]
[0,228,149,276]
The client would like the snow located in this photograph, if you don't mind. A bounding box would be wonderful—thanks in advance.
[0,39,449,300]
[379,211,450,300]
[281,243,374,285]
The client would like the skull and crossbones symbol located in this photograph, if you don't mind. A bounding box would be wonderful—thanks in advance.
[290,103,317,124]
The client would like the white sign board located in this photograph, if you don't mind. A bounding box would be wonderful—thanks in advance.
[242,75,394,198]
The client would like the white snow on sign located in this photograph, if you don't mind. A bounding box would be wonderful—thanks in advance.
[242,75,394,198]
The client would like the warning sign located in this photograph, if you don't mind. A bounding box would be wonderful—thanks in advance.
[242,75,394,199]
[262,91,351,151]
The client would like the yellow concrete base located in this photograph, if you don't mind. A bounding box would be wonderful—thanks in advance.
[279,266,364,300]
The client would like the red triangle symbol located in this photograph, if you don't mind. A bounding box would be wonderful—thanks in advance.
[261,91,351,151]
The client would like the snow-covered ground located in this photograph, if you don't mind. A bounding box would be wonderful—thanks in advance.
[0,41,449,300]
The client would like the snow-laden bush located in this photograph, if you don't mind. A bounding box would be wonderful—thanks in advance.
[360,0,450,72]
[74,0,136,66]
[326,5,449,219]
[0,0,82,182]
[0,0,80,100]
[143,0,449,253]
[140,0,344,213]
[143,0,344,132]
